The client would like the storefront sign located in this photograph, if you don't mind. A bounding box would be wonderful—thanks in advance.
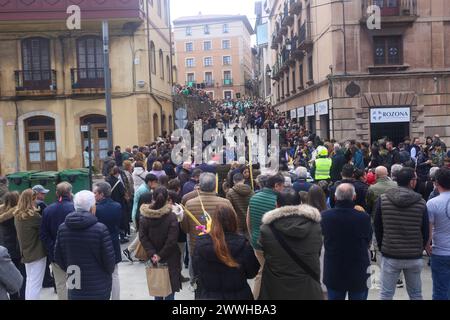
[306,104,315,117]
[370,107,410,123]
[297,107,305,118]
[290,109,297,119]
[315,100,329,115]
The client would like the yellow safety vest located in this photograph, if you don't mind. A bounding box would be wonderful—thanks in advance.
[315,158,332,180]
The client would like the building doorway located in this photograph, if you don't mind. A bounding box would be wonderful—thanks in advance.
[371,122,410,146]
[80,115,108,170]
[370,107,411,146]
[320,114,330,141]
[307,115,316,134]
[25,116,57,171]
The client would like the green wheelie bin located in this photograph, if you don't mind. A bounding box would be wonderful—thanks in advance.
[30,171,59,204]
[6,171,37,193]
[59,169,90,194]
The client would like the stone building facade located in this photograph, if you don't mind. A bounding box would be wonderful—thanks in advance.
[270,0,450,145]
[0,0,174,175]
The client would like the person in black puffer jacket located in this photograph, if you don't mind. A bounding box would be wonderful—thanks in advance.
[55,190,116,300]
[193,205,259,300]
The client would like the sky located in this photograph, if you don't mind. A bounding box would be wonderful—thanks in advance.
[170,0,256,25]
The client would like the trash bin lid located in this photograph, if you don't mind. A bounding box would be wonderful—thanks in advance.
[30,171,59,180]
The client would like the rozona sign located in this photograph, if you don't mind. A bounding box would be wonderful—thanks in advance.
[370,107,410,124]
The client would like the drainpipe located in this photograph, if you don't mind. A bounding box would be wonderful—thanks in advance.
[145,0,163,137]
[14,100,20,171]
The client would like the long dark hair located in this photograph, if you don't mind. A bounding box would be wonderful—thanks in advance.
[138,192,153,209]
[151,187,168,210]
[210,205,239,268]
[307,185,327,212]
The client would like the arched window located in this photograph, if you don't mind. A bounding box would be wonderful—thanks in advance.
[168,115,173,132]
[166,55,171,84]
[153,113,159,140]
[150,41,156,75]
[159,49,164,80]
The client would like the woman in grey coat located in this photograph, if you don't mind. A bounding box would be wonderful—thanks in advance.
[0,246,23,300]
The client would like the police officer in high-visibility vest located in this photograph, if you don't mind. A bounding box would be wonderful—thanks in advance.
[314,147,332,181]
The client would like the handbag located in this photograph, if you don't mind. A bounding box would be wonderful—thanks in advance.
[146,263,172,297]
[134,240,149,261]
[269,224,321,284]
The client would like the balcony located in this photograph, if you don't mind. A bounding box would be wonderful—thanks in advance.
[71,68,105,94]
[361,0,417,27]
[272,62,281,80]
[282,3,295,27]
[204,81,215,88]
[0,0,145,22]
[271,36,279,50]
[291,37,305,60]
[223,79,233,86]
[298,22,313,52]
[15,70,56,96]
[289,0,302,15]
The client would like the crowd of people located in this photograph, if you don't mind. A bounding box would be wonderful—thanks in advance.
[1,94,450,301]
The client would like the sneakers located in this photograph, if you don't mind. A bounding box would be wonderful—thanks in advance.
[122,248,134,262]
[370,250,377,262]
[120,238,129,244]
[396,279,404,288]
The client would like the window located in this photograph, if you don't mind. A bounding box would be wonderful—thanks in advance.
[223,56,231,65]
[186,27,192,36]
[203,41,212,51]
[186,58,195,68]
[307,54,313,81]
[157,0,162,17]
[281,79,285,97]
[187,73,195,83]
[185,42,193,52]
[164,0,169,25]
[292,70,296,93]
[222,40,231,49]
[205,72,213,84]
[150,42,156,74]
[204,25,210,34]
[159,49,164,80]
[21,37,51,82]
[373,0,400,16]
[166,56,171,83]
[76,36,104,81]
[224,91,232,99]
[223,24,229,33]
[286,74,290,95]
[204,57,213,67]
[374,36,402,65]
[224,71,232,80]
[299,63,304,88]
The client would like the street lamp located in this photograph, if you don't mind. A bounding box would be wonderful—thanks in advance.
[266,65,272,76]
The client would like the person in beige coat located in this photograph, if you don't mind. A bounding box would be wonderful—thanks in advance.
[14,189,47,300]
[182,173,236,284]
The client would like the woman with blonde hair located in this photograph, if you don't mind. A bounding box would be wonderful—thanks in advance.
[0,191,26,299]
[149,161,167,179]
[13,189,47,300]
[193,205,259,300]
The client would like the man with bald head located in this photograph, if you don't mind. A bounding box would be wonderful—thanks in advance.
[366,166,397,217]
[321,183,372,300]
